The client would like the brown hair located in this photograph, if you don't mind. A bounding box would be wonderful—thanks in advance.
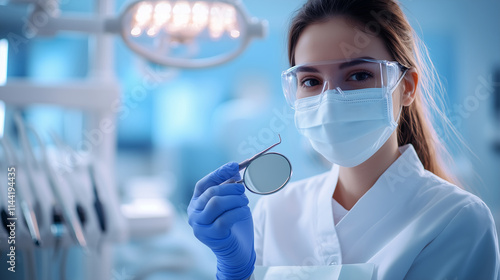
[288,0,458,184]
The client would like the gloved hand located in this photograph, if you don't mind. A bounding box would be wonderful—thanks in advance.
[188,162,256,280]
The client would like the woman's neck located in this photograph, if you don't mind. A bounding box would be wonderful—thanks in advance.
[333,133,401,210]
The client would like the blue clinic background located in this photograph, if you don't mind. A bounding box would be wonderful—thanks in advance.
[1,0,499,279]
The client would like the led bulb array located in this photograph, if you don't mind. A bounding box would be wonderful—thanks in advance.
[130,1,240,40]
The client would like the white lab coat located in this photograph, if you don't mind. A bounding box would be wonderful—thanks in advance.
[252,144,500,279]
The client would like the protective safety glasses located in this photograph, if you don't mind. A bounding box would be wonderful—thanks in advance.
[281,58,408,109]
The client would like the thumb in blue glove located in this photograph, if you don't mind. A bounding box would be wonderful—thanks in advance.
[188,162,256,280]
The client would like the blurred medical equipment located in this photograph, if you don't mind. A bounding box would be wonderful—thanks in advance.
[0,0,267,279]
[10,116,45,248]
[49,130,108,248]
[15,113,91,251]
[1,0,268,68]
[225,134,292,195]
[0,113,121,279]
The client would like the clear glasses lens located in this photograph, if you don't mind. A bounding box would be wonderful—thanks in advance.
[281,59,403,109]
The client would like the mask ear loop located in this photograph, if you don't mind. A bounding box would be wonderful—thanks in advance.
[391,67,410,124]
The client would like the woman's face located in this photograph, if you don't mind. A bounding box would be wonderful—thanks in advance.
[294,16,405,117]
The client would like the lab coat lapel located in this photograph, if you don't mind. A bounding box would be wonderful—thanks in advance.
[334,145,425,263]
[315,164,343,265]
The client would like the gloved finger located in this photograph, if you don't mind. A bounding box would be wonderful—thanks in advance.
[187,183,244,216]
[189,194,249,225]
[205,206,253,240]
[193,162,240,199]
[221,171,242,184]
[191,183,245,212]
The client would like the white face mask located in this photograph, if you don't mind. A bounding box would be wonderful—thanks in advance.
[294,87,400,167]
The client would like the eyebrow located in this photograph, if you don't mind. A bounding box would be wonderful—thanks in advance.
[295,56,376,73]
[295,66,320,74]
[338,56,376,69]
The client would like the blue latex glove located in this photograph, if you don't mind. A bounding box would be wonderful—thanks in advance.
[188,162,256,280]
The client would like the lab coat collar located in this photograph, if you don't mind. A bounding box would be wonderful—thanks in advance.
[316,144,424,263]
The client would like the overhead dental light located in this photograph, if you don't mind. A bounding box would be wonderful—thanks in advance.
[119,0,268,68]
[3,0,267,68]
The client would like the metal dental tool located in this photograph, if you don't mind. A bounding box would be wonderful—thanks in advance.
[49,130,107,253]
[1,134,42,247]
[20,120,88,252]
[48,131,88,230]
[225,134,292,195]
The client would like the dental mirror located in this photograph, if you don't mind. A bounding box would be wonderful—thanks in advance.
[227,134,292,195]
[242,152,292,195]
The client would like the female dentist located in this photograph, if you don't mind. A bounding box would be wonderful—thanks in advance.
[187,0,500,279]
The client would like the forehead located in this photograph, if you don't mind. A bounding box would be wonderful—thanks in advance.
[294,16,394,65]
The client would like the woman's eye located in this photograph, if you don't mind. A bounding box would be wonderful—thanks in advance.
[301,78,321,87]
[347,71,373,81]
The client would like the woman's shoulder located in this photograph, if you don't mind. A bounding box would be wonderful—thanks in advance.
[413,169,494,226]
[402,174,500,280]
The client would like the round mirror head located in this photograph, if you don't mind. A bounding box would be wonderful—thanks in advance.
[243,153,292,195]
